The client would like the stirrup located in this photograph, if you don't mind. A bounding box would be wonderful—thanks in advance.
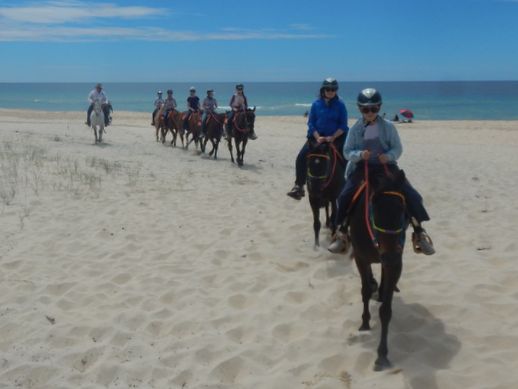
[412,231,435,255]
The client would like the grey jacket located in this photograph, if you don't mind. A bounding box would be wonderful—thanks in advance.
[344,116,402,177]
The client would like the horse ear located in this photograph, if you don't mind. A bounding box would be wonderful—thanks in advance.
[252,106,256,112]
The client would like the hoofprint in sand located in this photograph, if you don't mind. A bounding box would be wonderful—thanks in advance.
[1,109,518,388]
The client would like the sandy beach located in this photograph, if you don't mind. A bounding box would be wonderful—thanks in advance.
[1,108,518,389]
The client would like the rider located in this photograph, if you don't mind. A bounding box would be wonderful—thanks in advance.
[151,90,164,126]
[202,89,218,136]
[226,84,257,140]
[86,83,110,127]
[162,89,177,127]
[287,78,348,200]
[184,86,200,130]
[328,88,435,255]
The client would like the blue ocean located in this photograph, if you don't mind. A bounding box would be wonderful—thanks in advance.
[1,81,517,120]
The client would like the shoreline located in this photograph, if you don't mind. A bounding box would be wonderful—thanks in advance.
[2,108,518,124]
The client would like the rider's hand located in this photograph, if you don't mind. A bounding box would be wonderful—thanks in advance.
[325,136,334,143]
[316,136,326,144]
[361,150,371,160]
[378,154,390,164]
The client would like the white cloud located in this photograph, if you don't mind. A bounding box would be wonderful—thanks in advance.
[0,1,162,24]
[0,1,331,42]
[0,25,331,42]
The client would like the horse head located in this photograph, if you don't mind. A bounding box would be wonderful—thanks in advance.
[306,141,333,196]
[370,168,407,253]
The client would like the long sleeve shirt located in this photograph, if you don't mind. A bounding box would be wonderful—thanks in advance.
[88,89,107,104]
[307,96,348,138]
[163,97,177,111]
[229,94,248,111]
[203,97,218,112]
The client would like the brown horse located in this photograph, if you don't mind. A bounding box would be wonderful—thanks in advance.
[154,105,165,142]
[201,112,226,159]
[184,110,203,150]
[227,108,256,166]
[163,109,184,147]
[348,163,408,371]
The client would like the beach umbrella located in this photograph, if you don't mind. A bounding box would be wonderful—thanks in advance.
[399,109,414,119]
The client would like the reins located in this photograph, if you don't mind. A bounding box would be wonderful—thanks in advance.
[363,161,406,247]
[307,142,343,190]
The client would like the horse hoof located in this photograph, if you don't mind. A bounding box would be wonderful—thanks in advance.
[359,324,370,331]
[374,356,392,371]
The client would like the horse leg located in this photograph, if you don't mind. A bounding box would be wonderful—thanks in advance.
[93,127,98,143]
[227,137,235,164]
[355,258,374,331]
[374,253,402,371]
[309,197,321,248]
[213,139,218,159]
[240,138,247,166]
[98,126,103,143]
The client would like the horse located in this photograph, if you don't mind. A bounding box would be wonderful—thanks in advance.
[184,110,203,150]
[306,140,345,247]
[227,107,256,166]
[201,112,226,159]
[163,109,184,147]
[348,162,408,371]
[90,99,105,144]
[154,105,165,142]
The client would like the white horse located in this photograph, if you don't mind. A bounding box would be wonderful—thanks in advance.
[90,99,105,144]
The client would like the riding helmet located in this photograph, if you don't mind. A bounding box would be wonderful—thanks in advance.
[357,88,382,106]
[235,84,244,90]
[157,90,163,95]
[321,78,338,91]
[167,89,173,95]
[207,89,214,94]
[189,86,196,92]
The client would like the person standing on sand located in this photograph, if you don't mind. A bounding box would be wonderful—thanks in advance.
[286,78,348,200]
[327,88,435,255]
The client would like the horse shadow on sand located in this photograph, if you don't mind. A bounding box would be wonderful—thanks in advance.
[346,294,461,388]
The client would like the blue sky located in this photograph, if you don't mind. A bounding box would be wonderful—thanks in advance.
[0,0,517,82]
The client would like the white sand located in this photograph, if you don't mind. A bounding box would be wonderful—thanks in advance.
[0,109,517,388]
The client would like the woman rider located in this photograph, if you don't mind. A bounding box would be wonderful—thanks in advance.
[287,78,348,200]
[328,88,435,255]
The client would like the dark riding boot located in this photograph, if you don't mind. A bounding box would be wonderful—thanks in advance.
[287,184,305,200]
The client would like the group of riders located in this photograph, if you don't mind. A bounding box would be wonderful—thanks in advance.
[150,84,258,140]
[286,78,435,256]
[85,79,434,256]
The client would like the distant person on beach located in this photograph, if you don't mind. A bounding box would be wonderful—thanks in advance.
[328,88,435,255]
[151,90,164,126]
[226,84,257,140]
[184,86,200,130]
[287,78,348,200]
[86,83,110,126]
[162,89,177,127]
[392,114,399,122]
[202,89,218,135]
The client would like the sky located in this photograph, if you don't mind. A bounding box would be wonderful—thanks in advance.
[0,0,517,82]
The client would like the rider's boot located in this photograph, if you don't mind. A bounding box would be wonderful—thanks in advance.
[328,224,350,254]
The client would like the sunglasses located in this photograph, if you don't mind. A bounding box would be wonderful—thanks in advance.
[360,106,380,114]
[324,88,337,92]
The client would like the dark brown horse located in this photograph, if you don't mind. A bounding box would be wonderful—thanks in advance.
[184,110,203,150]
[201,112,226,159]
[349,163,408,371]
[306,140,345,247]
[164,109,184,147]
[227,108,256,166]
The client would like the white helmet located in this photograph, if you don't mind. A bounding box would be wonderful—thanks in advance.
[189,86,196,92]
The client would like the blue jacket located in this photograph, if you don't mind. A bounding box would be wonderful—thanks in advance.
[344,116,402,177]
[307,96,348,138]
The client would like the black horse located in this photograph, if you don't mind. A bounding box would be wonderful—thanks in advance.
[306,141,345,247]
[227,108,256,166]
[348,163,408,371]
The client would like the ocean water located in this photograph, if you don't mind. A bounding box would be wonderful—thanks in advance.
[0,81,517,120]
